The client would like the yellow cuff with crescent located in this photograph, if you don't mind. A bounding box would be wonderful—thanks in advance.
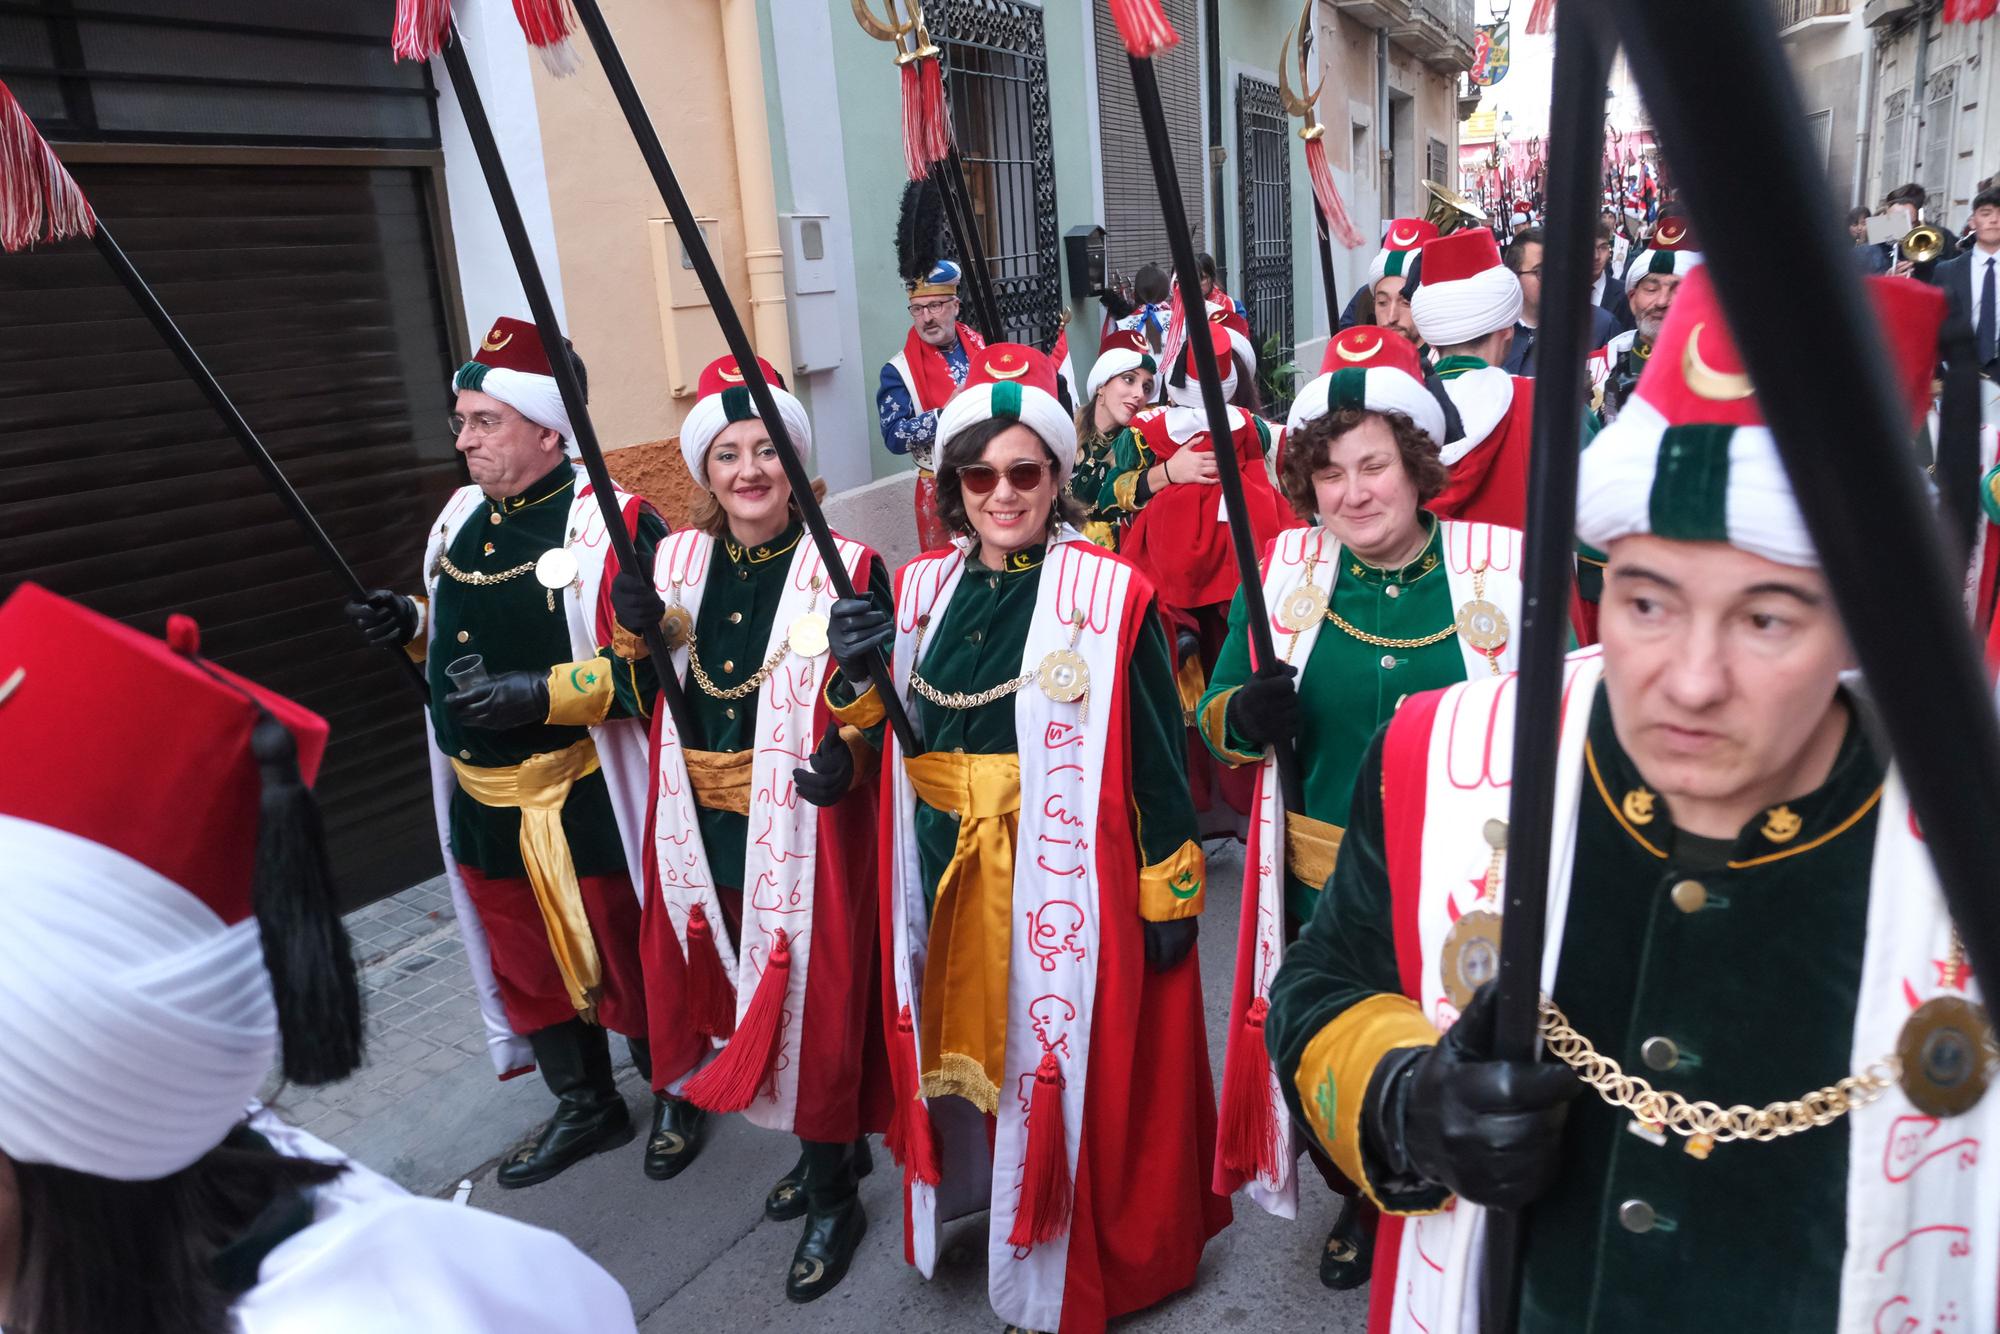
[1295,994,1443,1215]
[1139,838,1206,921]
[545,658,615,727]
[1199,687,1261,767]
[451,739,604,1019]
[1112,469,1144,513]
[405,595,430,663]
[826,678,886,729]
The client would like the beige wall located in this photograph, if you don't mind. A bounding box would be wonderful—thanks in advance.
[531,2,751,451]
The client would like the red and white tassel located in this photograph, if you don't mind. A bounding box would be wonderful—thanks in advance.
[901,56,952,182]
[1944,0,1999,21]
[682,904,737,1040]
[682,929,789,1112]
[1109,0,1180,57]
[1006,1051,1073,1248]
[0,79,95,255]
[883,1004,942,1186]
[511,0,582,77]
[1159,285,1188,381]
[1217,998,1281,1183]
[390,0,453,63]
[1303,136,1366,250]
[1523,0,1557,35]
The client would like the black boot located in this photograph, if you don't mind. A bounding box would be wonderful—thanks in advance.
[644,1093,708,1181]
[785,1139,867,1303]
[1319,1195,1377,1290]
[768,1135,873,1221]
[496,1019,633,1190]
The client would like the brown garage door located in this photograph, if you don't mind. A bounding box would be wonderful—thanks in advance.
[0,159,462,909]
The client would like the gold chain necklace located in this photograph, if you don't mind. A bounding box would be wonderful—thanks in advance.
[686,633,793,701]
[1323,607,1459,649]
[437,553,537,586]
[906,612,1033,711]
[1538,997,1897,1149]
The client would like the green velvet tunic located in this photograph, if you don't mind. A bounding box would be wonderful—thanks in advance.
[1068,424,1124,549]
[1197,519,1471,921]
[676,522,892,891]
[428,462,664,878]
[1267,689,1883,1332]
[842,542,1201,912]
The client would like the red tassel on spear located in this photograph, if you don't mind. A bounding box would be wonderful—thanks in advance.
[0,79,96,254]
[390,0,452,62]
[511,0,583,77]
[1108,0,1180,57]
[1523,0,1557,35]
[1944,0,1999,21]
[1280,6,1366,250]
[854,2,953,181]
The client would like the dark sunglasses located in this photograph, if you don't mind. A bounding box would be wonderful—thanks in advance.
[956,460,1050,495]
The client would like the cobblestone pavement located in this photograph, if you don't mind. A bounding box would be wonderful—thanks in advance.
[277,842,1367,1331]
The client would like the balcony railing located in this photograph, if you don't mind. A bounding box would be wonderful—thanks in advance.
[1775,0,1851,31]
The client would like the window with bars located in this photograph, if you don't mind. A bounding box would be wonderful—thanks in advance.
[933,0,1063,348]
[1921,65,1957,221]
[1238,74,1293,409]
[1881,88,1908,197]
[1428,136,1450,190]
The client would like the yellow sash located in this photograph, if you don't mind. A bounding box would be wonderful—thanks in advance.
[451,739,604,1019]
[903,750,1022,1114]
[684,748,753,816]
[1284,812,1345,893]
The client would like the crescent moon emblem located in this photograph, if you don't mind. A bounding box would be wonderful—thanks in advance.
[1682,322,1754,402]
[1334,339,1379,363]
[719,364,745,382]
[480,328,514,353]
[987,358,1031,380]
[1390,226,1419,246]
[1656,223,1684,245]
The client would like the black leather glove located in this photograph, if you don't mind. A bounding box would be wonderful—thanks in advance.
[446,670,551,731]
[1363,982,1581,1210]
[828,596,893,679]
[344,589,419,648]
[609,570,666,638]
[1223,664,1299,750]
[1175,629,1200,664]
[792,729,856,808]
[1142,917,1198,972]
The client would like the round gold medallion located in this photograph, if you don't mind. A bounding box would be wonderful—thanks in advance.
[535,547,581,591]
[660,605,694,651]
[1037,648,1090,704]
[790,611,831,659]
[1277,584,1331,633]
[1440,909,1503,1011]
[1896,996,1995,1118]
[1454,598,1510,654]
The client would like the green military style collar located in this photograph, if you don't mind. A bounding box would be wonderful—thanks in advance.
[1431,354,1491,380]
[1341,515,1443,590]
[484,460,575,527]
[722,521,803,569]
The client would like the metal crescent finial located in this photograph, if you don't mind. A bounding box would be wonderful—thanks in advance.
[1278,1,1325,123]
[852,0,914,46]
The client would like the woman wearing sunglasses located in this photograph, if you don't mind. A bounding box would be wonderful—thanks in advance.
[1067,331,1159,551]
[823,344,1231,1334]
[1199,327,1530,1294]
[606,356,893,1305]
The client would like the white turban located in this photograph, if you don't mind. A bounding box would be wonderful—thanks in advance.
[0,816,277,1180]
[455,365,577,460]
[1412,265,1523,348]
[1575,397,1818,568]
[937,379,1079,483]
[677,384,814,486]
[1366,247,1419,292]
[1625,246,1705,296]
[1084,347,1156,405]
[1288,367,1447,447]
[1164,363,1240,412]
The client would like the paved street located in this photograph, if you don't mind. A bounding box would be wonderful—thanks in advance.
[263,839,1370,1331]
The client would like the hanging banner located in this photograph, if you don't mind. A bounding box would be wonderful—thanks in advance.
[1470,21,1511,87]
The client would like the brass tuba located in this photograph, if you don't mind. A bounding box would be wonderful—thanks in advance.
[1902,217,1948,266]
[1422,178,1489,235]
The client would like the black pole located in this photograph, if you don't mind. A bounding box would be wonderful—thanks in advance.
[937,147,1004,340]
[1204,0,1228,290]
[1936,322,1982,570]
[566,0,922,757]
[1606,0,2000,1006]
[1479,5,1608,1330]
[436,29,696,741]
[89,224,431,702]
[1126,54,1303,813]
[1312,199,1341,335]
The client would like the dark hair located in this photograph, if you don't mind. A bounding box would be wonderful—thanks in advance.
[1973,186,2000,214]
[1505,228,1545,269]
[1194,252,1219,283]
[1278,407,1450,521]
[1597,216,1616,242]
[1885,182,1927,209]
[933,416,1086,539]
[1847,205,1872,226]
[1133,264,1171,306]
[10,1135,345,1334]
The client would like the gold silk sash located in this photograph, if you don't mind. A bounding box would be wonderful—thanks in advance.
[451,738,604,1020]
[1284,812,1345,893]
[903,750,1022,1114]
[684,748,753,816]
